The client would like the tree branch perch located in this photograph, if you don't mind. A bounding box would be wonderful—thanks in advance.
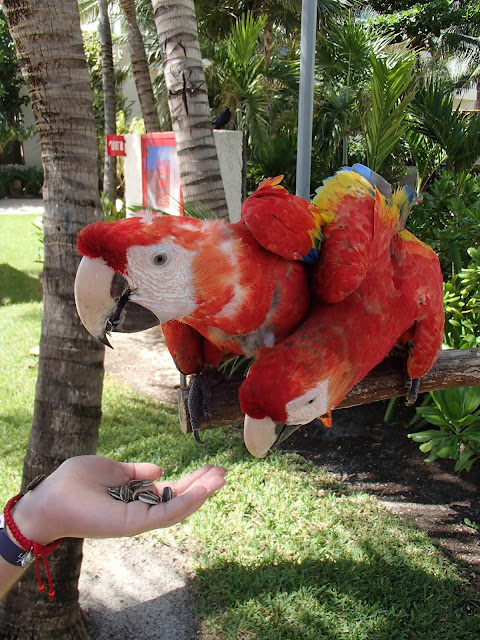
[178,349,480,434]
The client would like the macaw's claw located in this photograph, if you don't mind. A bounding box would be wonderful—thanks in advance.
[405,377,420,406]
[187,369,223,444]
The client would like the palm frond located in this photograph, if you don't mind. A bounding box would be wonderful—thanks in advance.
[362,52,418,172]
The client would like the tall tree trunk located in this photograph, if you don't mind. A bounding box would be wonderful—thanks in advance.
[0,1,104,638]
[98,0,117,204]
[152,0,228,218]
[119,0,160,132]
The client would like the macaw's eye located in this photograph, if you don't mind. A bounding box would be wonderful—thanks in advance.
[152,252,169,266]
[307,397,316,405]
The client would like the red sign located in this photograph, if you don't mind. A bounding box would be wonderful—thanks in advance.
[106,134,126,156]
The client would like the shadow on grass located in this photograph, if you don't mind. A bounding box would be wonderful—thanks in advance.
[195,551,479,639]
[0,263,42,303]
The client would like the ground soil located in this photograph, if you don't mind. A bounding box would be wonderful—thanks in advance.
[82,327,479,638]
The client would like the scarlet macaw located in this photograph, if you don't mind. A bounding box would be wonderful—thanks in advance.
[74,177,330,361]
[240,172,444,458]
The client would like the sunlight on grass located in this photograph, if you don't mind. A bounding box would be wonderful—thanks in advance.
[0,214,43,303]
[2,213,479,638]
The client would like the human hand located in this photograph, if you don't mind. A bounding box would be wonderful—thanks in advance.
[10,456,227,545]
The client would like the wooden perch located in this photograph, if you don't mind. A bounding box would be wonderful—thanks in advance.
[178,349,480,434]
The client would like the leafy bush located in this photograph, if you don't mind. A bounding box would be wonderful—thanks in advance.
[409,387,480,472]
[444,247,480,350]
[0,165,43,198]
[408,172,480,278]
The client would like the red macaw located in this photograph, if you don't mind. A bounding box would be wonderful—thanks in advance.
[239,171,444,458]
[74,178,330,364]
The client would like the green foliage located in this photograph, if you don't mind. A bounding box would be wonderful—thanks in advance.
[370,0,480,49]
[362,51,419,173]
[408,172,480,277]
[409,386,480,472]
[0,10,31,152]
[443,247,480,350]
[410,79,480,194]
[0,166,43,198]
[205,12,299,150]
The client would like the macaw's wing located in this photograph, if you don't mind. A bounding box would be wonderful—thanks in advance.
[310,168,377,302]
[391,230,444,380]
[161,320,226,375]
[311,165,416,303]
[241,176,333,264]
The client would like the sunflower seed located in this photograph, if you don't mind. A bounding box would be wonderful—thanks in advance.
[119,484,131,502]
[162,487,175,502]
[137,490,162,505]
[108,486,122,499]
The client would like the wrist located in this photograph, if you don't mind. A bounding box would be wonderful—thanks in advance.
[8,491,54,546]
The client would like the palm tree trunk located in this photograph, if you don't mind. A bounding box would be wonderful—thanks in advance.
[0,1,104,637]
[119,0,160,132]
[99,0,117,204]
[152,0,228,218]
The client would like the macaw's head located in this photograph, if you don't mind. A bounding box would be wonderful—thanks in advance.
[74,212,226,346]
[239,345,332,458]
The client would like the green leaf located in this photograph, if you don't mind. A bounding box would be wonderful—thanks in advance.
[408,429,447,442]
[455,448,477,472]
[435,436,459,459]
[462,386,480,415]
[463,424,480,443]
[415,407,450,427]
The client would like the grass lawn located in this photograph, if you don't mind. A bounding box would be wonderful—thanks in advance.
[1,213,479,639]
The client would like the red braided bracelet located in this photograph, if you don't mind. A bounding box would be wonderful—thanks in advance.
[3,494,62,601]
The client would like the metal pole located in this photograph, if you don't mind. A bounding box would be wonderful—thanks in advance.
[296,0,317,200]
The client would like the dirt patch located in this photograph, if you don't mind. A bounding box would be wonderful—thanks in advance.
[281,403,480,584]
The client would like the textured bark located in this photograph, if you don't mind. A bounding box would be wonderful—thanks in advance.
[179,349,480,433]
[152,0,229,217]
[0,1,104,637]
[119,0,160,132]
[98,0,117,203]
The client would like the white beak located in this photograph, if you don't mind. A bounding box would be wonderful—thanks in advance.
[74,257,118,345]
[243,415,278,458]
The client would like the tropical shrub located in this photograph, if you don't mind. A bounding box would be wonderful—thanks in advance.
[409,386,480,472]
[0,166,43,198]
[443,246,480,350]
[408,172,480,278]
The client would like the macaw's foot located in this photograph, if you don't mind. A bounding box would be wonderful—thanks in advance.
[405,377,420,406]
[187,369,223,444]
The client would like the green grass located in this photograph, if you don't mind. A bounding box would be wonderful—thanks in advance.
[1,214,479,638]
[0,214,43,303]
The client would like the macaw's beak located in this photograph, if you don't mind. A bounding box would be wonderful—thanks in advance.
[74,256,160,348]
[243,416,304,458]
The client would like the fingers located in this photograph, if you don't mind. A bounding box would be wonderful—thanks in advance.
[162,465,226,496]
[123,461,164,483]
[143,471,227,530]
